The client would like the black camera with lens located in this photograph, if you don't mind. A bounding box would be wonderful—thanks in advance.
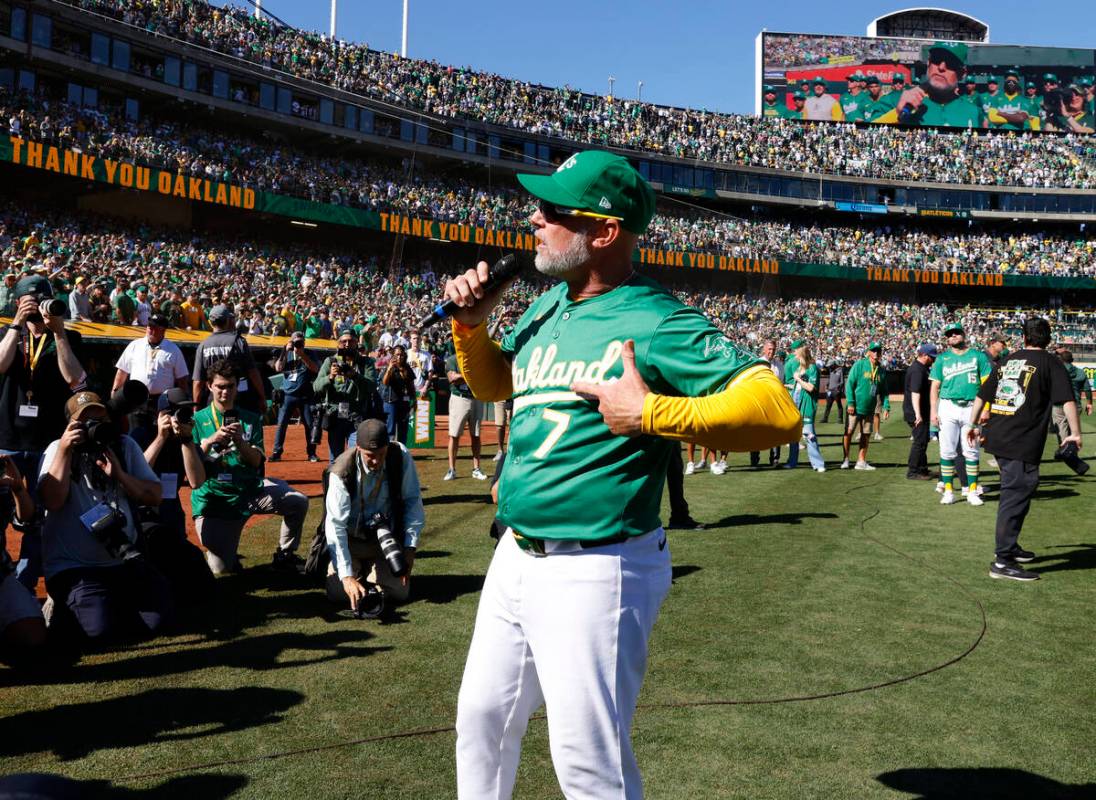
[172,405,194,426]
[1056,441,1090,476]
[363,512,407,577]
[74,418,119,453]
[85,504,141,561]
[334,355,355,376]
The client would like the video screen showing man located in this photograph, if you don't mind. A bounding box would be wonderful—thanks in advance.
[984,69,1035,131]
[804,76,843,121]
[839,73,867,122]
[874,42,983,128]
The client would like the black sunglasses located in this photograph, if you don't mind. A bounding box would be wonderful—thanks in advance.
[538,200,622,224]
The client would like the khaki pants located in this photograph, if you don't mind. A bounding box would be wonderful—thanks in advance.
[196,478,309,575]
[1050,404,1070,443]
[325,538,410,606]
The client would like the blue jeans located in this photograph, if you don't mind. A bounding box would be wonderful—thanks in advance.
[327,418,358,464]
[384,401,411,445]
[272,395,315,457]
[0,449,44,591]
[785,422,825,469]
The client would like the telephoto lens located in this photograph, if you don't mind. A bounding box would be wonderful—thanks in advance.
[40,298,66,317]
[374,520,407,577]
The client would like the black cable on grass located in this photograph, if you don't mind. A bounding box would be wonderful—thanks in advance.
[114,481,987,784]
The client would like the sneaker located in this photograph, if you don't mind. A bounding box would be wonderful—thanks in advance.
[271,550,304,572]
[854,461,875,471]
[471,468,488,481]
[966,492,984,507]
[696,460,707,471]
[975,485,985,497]
[710,461,726,475]
[814,467,826,473]
[685,461,696,476]
[1008,547,1036,563]
[961,486,970,497]
[493,451,504,462]
[666,516,706,531]
[718,458,728,470]
[443,468,457,481]
[940,490,957,505]
[935,481,945,494]
[840,459,851,469]
[873,433,884,442]
[990,560,1039,581]
[308,455,320,463]
[268,452,282,462]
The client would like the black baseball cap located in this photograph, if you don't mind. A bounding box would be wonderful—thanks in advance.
[14,274,53,299]
[148,313,170,328]
[158,387,197,412]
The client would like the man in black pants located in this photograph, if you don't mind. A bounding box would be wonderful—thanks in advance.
[665,446,704,530]
[967,318,1081,582]
[820,361,845,424]
[904,344,936,479]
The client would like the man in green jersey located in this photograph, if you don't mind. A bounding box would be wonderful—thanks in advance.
[839,73,867,122]
[446,150,801,799]
[191,359,309,574]
[841,342,889,470]
[876,42,982,128]
[930,323,994,506]
[984,69,1034,130]
[861,76,892,122]
[1051,350,1093,446]
[761,84,785,118]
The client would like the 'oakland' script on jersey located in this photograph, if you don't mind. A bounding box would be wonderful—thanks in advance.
[512,341,623,393]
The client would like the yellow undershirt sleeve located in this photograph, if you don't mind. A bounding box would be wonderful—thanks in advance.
[641,364,803,452]
[451,320,514,402]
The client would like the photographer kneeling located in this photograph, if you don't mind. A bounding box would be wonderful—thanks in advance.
[38,392,173,646]
[192,359,309,574]
[324,419,424,615]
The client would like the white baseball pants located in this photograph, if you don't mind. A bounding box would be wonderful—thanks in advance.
[937,398,979,461]
[456,527,672,800]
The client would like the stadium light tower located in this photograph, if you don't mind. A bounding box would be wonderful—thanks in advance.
[608,75,615,97]
[330,0,337,38]
[254,0,262,18]
[637,80,643,102]
[402,0,409,57]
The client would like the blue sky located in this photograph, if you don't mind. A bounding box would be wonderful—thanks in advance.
[229,1,1096,114]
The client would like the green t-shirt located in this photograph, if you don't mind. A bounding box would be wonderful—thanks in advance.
[1064,363,1089,404]
[190,405,265,519]
[846,357,889,414]
[929,348,994,402]
[445,353,474,399]
[497,275,761,541]
[762,103,782,118]
[784,358,819,423]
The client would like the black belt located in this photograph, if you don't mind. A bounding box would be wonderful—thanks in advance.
[512,529,631,555]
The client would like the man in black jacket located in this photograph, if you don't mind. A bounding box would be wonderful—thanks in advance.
[904,344,937,479]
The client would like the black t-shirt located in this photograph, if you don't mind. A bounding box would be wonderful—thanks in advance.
[979,348,1074,464]
[903,360,931,422]
[0,328,84,452]
[193,330,261,412]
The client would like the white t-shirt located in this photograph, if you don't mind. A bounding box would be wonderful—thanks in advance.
[115,336,189,395]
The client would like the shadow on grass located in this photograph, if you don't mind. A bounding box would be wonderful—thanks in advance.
[411,573,484,604]
[1030,543,1096,575]
[0,687,303,761]
[1030,488,1080,501]
[671,565,700,583]
[423,494,492,506]
[706,512,839,528]
[0,772,248,799]
[413,550,452,559]
[877,767,1096,799]
[18,630,386,686]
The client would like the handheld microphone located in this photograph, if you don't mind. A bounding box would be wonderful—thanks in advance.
[417,253,523,330]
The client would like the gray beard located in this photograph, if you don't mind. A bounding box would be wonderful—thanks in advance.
[534,231,590,277]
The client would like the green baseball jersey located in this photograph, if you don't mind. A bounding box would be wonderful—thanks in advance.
[839,92,867,122]
[784,358,819,423]
[779,105,804,119]
[929,348,994,401]
[762,103,782,118]
[910,96,983,127]
[861,95,892,122]
[498,275,761,541]
[984,91,1032,130]
[846,357,888,413]
[1064,363,1089,404]
[190,404,264,519]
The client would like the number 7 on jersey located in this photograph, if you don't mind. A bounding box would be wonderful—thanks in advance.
[533,408,571,458]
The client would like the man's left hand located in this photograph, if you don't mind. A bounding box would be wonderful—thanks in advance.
[44,310,65,335]
[97,448,123,479]
[400,548,416,587]
[571,339,649,437]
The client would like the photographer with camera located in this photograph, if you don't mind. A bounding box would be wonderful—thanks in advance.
[323,419,424,616]
[37,392,173,646]
[112,313,189,444]
[0,275,87,592]
[313,330,385,463]
[0,455,46,667]
[967,319,1083,582]
[192,359,309,574]
[381,345,416,445]
[270,332,320,463]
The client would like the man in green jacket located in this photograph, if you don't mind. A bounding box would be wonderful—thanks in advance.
[842,342,889,470]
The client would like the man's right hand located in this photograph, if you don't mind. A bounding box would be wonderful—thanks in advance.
[342,576,367,611]
[443,261,512,327]
[156,413,174,440]
[58,419,87,453]
[931,414,940,428]
[12,296,37,327]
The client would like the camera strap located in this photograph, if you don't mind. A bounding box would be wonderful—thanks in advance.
[22,332,49,403]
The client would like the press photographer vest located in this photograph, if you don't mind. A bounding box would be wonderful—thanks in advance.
[329,445,405,543]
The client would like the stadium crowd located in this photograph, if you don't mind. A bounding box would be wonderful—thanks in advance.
[5,88,1096,278]
[52,0,1096,187]
[761,34,923,69]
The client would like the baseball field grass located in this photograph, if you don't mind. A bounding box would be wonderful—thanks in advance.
[2,415,1094,799]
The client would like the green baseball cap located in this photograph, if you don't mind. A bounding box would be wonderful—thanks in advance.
[812,76,827,85]
[763,84,775,93]
[987,74,1000,84]
[892,74,906,84]
[789,338,805,350]
[866,342,882,353]
[792,91,805,100]
[1043,73,1059,83]
[865,75,880,86]
[928,41,968,67]
[943,322,965,336]
[1004,68,1021,80]
[517,150,656,234]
